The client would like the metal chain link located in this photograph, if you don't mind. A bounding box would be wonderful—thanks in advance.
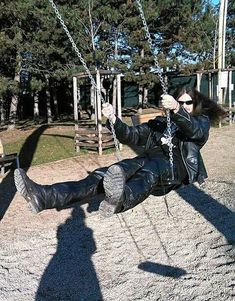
[135,0,174,179]
[48,0,122,161]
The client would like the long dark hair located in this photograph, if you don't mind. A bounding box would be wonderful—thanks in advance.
[172,86,226,123]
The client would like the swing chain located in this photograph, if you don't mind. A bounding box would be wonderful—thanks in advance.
[48,0,122,161]
[135,0,174,178]
[166,112,174,177]
[135,0,167,94]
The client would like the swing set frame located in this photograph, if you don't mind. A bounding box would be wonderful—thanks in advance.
[48,0,174,178]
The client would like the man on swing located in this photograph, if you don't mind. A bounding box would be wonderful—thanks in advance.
[14,86,225,217]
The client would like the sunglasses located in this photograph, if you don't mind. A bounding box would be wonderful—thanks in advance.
[177,100,193,105]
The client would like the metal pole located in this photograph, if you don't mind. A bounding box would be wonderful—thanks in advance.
[96,70,103,155]
[222,0,228,69]
[117,74,122,151]
[228,70,232,126]
[217,0,228,104]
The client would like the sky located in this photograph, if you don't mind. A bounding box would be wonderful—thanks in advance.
[210,0,220,5]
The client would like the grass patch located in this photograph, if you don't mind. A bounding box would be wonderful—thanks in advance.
[3,117,134,168]
[4,125,118,168]
[4,128,85,167]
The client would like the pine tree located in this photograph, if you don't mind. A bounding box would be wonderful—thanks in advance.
[0,0,89,125]
[0,0,221,123]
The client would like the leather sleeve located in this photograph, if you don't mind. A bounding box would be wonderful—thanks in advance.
[106,117,151,146]
[171,106,210,145]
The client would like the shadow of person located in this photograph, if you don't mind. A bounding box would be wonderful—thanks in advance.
[35,205,103,301]
[0,172,17,220]
[176,184,235,245]
[138,261,187,278]
[0,125,49,220]
[19,125,49,169]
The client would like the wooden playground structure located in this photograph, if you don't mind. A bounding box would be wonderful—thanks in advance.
[72,69,122,155]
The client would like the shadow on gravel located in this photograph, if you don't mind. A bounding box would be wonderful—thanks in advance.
[35,205,103,301]
[0,125,48,220]
[177,184,235,245]
[138,261,187,278]
[0,171,17,220]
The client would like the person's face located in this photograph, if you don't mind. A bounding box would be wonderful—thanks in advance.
[177,93,193,114]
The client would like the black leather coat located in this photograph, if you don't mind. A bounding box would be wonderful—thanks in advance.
[109,106,210,185]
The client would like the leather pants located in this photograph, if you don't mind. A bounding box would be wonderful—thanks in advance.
[120,156,182,212]
[39,156,182,212]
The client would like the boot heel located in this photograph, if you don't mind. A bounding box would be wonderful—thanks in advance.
[99,200,117,218]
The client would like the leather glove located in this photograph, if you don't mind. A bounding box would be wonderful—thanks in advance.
[161,94,179,111]
[102,103,116,123]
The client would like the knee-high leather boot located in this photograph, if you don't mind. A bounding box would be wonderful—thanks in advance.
[14,168,106,213]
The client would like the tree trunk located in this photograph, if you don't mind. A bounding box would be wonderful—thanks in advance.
[0,99,5,125]
[90,84,95,120]
[138,85,143,114]
[46,89,52,124]
[138,48,145,113]
[52,85,58,120]
[33,92,39,124]
[112,77,117,109]
[101,77,107,101]
[45,76,52,124]
[143,87,148,107]
[8,73,20,130]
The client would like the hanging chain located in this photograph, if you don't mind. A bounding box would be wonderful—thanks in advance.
[48,0,121,161]
[135,0,174,179]
[135,0,167,94]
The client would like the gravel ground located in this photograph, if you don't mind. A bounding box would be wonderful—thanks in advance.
[0,125,234,301]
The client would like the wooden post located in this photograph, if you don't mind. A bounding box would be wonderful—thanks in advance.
[208,72,212,99]
[90,84,95,120]
[196,72,202,92]
[117,74,122,120]
[73,76,78,127]
[78,85,81,117]
[112,77,117,108]
[73,76,80,152]
[96,70,102,155]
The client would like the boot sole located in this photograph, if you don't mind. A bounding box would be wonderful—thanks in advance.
[14,169,40,214]
[99,165,125,217]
